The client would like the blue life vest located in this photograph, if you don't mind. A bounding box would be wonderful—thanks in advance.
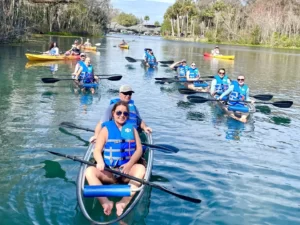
[147,55,156,67]
[228,81,248,106]
[215,75,230,95]
[178,65,188,78]
[188,67,199,79]
[110,98,138,128]
[102,121,136,167]
[79,64,94,83]
[194,81,208,87]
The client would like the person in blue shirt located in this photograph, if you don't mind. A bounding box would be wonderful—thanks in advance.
[85,101,145,217]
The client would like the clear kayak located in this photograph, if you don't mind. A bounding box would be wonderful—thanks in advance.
[76,132,153,224]
[25,53,80,61]
[203,52,235,60]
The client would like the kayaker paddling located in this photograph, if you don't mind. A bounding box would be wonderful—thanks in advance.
[145,50,157,68]
[217,75,255,123]
[72,53,86,77]
[184,62,209,92]
[83,38,92,47]
[89,85,152,142]
[85,101,146,216]
[43,42,59,56]
[74,57,98,94]
[211,46,220,56]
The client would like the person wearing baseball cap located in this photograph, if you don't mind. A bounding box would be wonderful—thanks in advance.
[89,84,152,143]
[169,59,189,81]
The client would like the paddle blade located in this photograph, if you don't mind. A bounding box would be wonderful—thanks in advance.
[106,75,122,81]
[272,101,293,108]
[159,60,174,64]
[125,57,137,63]
[41,78,61,83]
[178,88,197,95]
[142,143,179,153]
[251,94,273,101]
[187,96,210,103]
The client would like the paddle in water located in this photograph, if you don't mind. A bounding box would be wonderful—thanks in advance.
[59,122,179,153]
[187,96,293,108]
[125,57,174,64]
[155,75,215,81]
[58,74,123,77]
[41,75,122,83]
[47,150,201,203]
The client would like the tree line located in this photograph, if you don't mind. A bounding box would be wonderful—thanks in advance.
[161,0,300,47]
[0,0,111,43]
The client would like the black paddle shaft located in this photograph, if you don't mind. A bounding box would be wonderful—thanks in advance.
[47,151,201,203]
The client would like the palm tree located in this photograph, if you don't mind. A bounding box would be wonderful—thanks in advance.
[144,15,150,24]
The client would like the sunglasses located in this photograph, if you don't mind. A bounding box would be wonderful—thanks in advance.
[121,92,133,96]
[191,64,196,67]
[116,111,129,117]
[80,56,86,58]
[237,78,244,81]
[219,72,225,75]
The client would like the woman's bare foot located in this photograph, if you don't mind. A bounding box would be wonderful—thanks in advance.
[116,201,129,216]
[102,200,114,216]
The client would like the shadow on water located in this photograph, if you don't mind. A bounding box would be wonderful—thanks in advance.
[271,116,291,126]
[255,105,272,115]
[125,64,136,70]
[107,88,119,94]
[59,128,89,146]
[186,111,205,121]
[41,160,75,185]
[177,100,195,109]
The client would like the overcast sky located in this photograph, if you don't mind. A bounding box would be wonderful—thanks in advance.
[111,0,176,23]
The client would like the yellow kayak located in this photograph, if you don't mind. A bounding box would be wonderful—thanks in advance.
[25,60,75,69]
[25,53,80,61]
[119,44,129,49]
[203,53,235,60]
[80,46,97,51]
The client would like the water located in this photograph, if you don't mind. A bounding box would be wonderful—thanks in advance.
[0,34,299,225]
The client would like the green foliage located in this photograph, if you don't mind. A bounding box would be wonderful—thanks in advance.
[117,12,139,27]
[161,20,171,35]
[154,21,160,27]
[144,15,150,21]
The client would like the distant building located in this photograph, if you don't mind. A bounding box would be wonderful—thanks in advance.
[108,22,161,35]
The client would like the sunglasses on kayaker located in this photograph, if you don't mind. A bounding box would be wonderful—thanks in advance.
[219,72,225,75]
[115,111,129,117]
[191,64,196,67]
[121,92,133,96]
[237,78,244,81]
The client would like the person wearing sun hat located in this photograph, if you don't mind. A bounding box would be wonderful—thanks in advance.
[89,84,152,143]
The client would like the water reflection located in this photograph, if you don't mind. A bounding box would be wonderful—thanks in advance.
[255,105,272,115]
[271,116,291,126]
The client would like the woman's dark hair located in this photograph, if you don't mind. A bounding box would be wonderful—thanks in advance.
[218,68,226,73]
[111,101,129,116]
[49,42,58,50]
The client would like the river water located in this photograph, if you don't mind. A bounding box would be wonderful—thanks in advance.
[0,34,299,225]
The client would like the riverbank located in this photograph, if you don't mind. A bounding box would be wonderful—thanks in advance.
[163,36,300,50]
